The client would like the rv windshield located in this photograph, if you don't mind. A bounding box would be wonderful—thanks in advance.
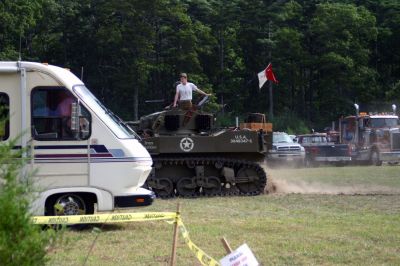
[73,85,139,139]
[370,118,399,128]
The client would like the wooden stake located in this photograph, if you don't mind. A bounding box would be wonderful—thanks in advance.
[221,237,233,254]
[170,202,181,266]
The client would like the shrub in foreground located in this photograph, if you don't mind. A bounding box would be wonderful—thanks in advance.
[0,138,52,265]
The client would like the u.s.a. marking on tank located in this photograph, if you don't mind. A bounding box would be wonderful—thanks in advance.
[144,141,157,150]
[230,135,253,144]
[180,137,194,152]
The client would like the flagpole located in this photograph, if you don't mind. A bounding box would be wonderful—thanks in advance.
[269,79,273,120]
[258,63,278,121]
[268,21,273,120]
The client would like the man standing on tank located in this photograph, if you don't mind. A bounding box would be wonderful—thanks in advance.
[173,73,211,110]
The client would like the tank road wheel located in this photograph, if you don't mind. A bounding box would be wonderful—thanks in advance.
[176,178,197,197]
[235,167,262,195]
[202,177,222,196]
[370,150,382,166]
[150,178,174,198]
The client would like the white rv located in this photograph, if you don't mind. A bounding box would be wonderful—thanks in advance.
[0,61,154,216]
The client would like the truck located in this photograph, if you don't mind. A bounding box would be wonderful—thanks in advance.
[297,133,351,167]
[267,132,305,167]
[339,104,400,165]
[0,61,154,216]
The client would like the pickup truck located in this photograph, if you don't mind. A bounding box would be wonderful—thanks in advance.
[297,133,351,167]
[267,132,305,167]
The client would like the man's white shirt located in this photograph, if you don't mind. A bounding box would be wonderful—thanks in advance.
[176,82,198,101]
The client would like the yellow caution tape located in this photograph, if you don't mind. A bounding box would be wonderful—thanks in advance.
[32,212,220,266]
[177,218,220,266]
[31,212,177,225]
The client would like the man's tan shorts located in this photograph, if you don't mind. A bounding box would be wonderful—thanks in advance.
[179,100,192,110]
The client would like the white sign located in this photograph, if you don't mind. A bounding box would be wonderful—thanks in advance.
[180,137,194,152]
[220,244,259,266]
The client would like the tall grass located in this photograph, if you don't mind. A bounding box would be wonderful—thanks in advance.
[47,166,400,265]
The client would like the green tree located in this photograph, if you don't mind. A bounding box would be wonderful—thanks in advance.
[5,0,400,129]
[0,0,45,60]
[307,3,377,126]
[0,138,52,265]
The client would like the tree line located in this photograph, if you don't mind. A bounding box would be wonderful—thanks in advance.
[1,0,399,131]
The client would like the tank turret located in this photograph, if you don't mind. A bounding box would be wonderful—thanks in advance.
[138,108,213,136]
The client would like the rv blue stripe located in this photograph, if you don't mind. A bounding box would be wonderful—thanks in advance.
[12,145,108,153]
[34,157,152,163]
[34,145,109,153]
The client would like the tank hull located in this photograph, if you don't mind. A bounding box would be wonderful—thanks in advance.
[141,130,267,197]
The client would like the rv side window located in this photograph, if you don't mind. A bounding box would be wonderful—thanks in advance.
[0,93,10,141]
[31,87,91,141]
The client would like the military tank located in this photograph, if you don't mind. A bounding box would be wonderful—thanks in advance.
[130,97,269,198]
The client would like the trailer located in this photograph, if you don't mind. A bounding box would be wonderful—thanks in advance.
[0,61,154,216]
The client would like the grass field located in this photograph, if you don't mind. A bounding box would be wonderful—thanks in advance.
[47,166,400,265]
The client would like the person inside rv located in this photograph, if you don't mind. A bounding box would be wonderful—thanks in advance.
[32,87,91,140]
[55,90,75,117]
[55,90,76,138]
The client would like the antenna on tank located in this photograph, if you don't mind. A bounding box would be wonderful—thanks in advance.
[354,103,359,116]
[18,33,22,61]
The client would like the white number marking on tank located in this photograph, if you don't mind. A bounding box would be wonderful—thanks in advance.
[180,137,194,152]
[230,135,253,144]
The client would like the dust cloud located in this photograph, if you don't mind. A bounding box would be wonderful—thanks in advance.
[265,178,400,195]
[263,166,400,195]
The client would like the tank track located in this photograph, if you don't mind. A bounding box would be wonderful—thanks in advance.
[145,156,267,198]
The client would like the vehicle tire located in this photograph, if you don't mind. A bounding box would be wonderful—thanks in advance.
[45,193,94,229]
[370,150,382,166]
[335,161,347,167]
[304,157,313,168]
[305,157,318,168]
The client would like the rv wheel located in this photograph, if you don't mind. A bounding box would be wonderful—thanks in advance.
[45,193,94,229]
[53,194,88,216]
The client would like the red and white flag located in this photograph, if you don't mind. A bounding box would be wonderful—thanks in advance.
[258,63,279,88]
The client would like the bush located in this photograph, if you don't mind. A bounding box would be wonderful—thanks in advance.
[0,138,52,265]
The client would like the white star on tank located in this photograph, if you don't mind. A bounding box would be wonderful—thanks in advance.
[180,137,194,152]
